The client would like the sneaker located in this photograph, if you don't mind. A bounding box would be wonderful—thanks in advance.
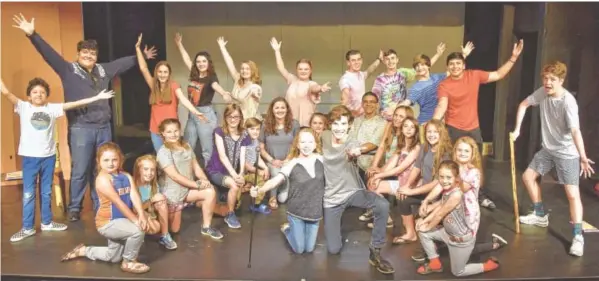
[41,221,68,231]
[201,226,224,240]
[367,216,394,229]
[280,222,290,234]
[411,252,427,262]
[359,209,374,221]
[491,233,508,249]
[10,228,36,242]
[519,212,549,227]
[569,235,584,257]
[368,247,395,274]
[224,212,241,229]
[480,198,496,209]
[68,211,80,222]
[159,233,178,250]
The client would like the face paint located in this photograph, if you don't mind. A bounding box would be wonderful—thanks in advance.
[331,116,350,140]
[298,132,316,156]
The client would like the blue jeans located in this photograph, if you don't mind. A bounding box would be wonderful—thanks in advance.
[22,155,56,229]
[150,132,163,152]
[68,126,112,213]
[284,214,320,254]
[184,105,217,165]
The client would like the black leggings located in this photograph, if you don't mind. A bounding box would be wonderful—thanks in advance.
[397,194,427,216]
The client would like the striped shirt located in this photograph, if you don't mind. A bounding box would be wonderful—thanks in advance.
[96,172,133,229]
[407,73,447,123]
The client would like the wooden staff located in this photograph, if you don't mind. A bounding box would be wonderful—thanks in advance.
[509,133,520,234]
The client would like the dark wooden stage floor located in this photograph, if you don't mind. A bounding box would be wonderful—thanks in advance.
[3,160,599,281]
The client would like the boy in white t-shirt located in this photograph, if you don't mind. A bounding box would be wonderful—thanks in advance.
[1,77,114,243]
[339,49,384,117]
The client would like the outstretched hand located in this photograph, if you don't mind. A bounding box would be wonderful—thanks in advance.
[321,82,332,92]
[580,158,595,179]
[12,13,35,36]
[174,32,183,45]
[512,39,524,58]
[217,36,227,48]
[144,45,157,60]
[270,37,282,51]
[0,78,8,94]
[510,131,519,141]
[462,41,475,57]
[96,89,115,100]
[437,42,447,55]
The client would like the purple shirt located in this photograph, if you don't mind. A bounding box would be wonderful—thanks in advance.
[206,127,252,175]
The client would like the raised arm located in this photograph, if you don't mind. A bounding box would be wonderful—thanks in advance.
[0,79,21,105]
[217,37,240,81]
[309,82,331,104]
[270,37,295,83]
[365,50,384,78]
[486,39,524,83]
[135,34,154,88]
[211,81,232,102]
[63,90,115,111]
[13,14,70,76]
[174,32,193,71]
[429,42,447,66]
[443,42,476,77]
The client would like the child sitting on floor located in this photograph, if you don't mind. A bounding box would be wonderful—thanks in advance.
[238,117,271,213]
[132,154,176,249]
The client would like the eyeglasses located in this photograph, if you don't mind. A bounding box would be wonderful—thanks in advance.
[227,115,241,120]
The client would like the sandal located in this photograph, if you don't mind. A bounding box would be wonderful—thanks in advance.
[121,260,150,274]
[61,243,85,262]
[417,263,443,275]
[392,236,417,245]
[269,197,279,210]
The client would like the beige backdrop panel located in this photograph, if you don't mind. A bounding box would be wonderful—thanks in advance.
[165,2,464,126]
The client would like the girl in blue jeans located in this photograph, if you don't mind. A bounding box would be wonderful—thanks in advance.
[174,32,232,165]
[250,128,325,254]
[1,78,114,242]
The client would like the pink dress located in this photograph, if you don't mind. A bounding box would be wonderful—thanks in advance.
[461,167,481,234]
[285,78,319,127]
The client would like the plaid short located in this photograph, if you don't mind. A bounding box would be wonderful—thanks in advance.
[528,148,580,186]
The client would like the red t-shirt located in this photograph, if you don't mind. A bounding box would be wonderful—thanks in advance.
[149,81,180,133]
[437,70,490,131]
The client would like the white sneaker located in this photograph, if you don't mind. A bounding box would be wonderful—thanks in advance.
[519,212,549,227]
[569,235,584,257]
[367,216,394,229]
[359,209,374,222]
[41,221,68,231]
[10,228,36,242]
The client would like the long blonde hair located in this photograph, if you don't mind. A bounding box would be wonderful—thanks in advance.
[133,154,159,197]
[424,119,453,178]
[238,60,262,86]
[383,106,414,152]
[149,61,173,105]
[285,128,322,161]
[453,136,484,187]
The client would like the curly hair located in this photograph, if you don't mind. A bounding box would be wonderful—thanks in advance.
[263,97,294,136]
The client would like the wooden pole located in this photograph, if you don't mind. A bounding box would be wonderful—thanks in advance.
[509,133,520,233]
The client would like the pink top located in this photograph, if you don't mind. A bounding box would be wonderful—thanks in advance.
[396,150,415,186]
[285,77,319,127]
[339,71,367,117]
[461,166,481,234]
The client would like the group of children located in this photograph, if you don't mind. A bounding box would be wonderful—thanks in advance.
[4,12,595,278]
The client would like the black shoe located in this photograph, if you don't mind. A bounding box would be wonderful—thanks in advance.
[369,247,395,274]
[68,211,80,222]
[411,251,427,262]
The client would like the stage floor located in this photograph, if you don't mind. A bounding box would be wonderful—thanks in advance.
[2,161,599,281]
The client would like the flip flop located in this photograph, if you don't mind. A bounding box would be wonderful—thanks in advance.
[61,243,85,262]
[392,236,417,245]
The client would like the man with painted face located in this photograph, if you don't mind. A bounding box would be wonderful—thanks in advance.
[432,39,524,209]
[13,14,157,222]
[321,105,394,274]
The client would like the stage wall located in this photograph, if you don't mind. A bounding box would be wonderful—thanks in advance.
[164,2,465,125]
[1,2,82,176]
